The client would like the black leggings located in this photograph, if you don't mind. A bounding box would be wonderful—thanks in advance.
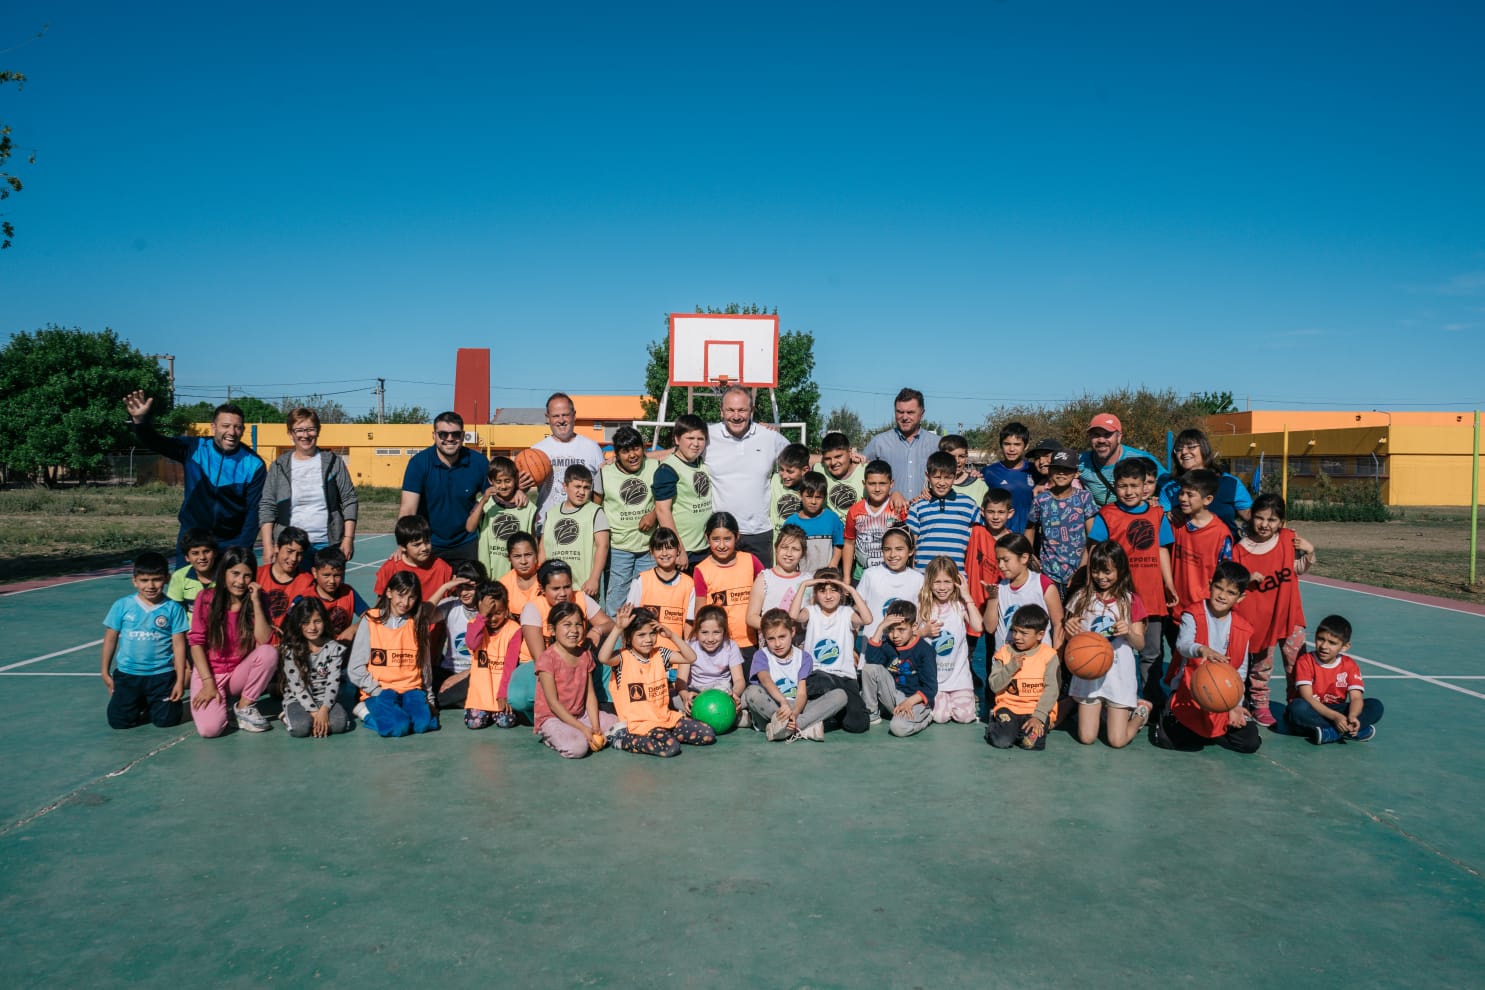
[1151,711,1261,754]
[613,717,717,757]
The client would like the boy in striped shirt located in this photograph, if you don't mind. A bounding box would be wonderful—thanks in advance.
[907,452,983,572]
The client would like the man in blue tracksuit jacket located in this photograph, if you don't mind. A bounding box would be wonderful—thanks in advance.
[124,390,266,565]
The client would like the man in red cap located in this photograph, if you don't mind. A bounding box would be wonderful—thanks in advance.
[1078,413,1159,506]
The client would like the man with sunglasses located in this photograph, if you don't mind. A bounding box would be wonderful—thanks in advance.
[399,411,490,564]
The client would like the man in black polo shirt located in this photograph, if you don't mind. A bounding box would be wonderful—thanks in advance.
[398,411,490,564]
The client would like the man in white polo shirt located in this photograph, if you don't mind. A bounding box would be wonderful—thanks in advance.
[706,386,789,567]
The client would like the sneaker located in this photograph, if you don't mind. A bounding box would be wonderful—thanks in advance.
[353,700,370,721]
[234,705,271,733]
[1252,703,1277,728]
[493,710,519,729]
[1311,724,1342,745]
[867,713,883,727]
[1132,701,1152,724]
[1350,724,1377,743]
[605,720,628,742]
[737,709,751,730]
[798,721,825,742]
[766,712,793,742]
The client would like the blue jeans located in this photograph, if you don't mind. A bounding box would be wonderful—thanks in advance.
[364,689,439,737]
[606,549,655,614]
[1285,697,1384,732]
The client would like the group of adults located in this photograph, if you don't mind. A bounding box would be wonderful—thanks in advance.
[123,385,1252,569]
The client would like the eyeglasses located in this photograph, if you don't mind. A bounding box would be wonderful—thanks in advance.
[436,430,463,441]
[1175,443,1202,452]
[291,428,318,437]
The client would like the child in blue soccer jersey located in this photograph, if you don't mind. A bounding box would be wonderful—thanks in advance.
[101,552,191,729]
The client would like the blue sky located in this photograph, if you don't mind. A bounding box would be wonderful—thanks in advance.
[2,1,1483,431]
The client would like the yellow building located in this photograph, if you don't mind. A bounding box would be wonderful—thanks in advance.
[1204,411,1484,507]
[186,395,647,490]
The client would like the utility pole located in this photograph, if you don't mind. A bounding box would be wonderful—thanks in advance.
[376,378,386,424]
[226,384,232,401]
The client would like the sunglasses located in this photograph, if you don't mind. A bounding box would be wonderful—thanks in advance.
[435,430,463,441]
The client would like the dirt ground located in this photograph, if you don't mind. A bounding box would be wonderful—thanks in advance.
[1,487,1480,600]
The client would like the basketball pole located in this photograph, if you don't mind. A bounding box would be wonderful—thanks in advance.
[1470,409,1479,586]
[1281,423,1290,505]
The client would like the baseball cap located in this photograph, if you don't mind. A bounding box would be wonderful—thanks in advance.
[1049,449,1079,471]
[1029,437,1063,455]
[1087,413,1122,434]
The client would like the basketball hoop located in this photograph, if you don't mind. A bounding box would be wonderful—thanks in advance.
[710,374,731,397]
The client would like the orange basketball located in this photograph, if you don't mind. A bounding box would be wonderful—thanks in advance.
[1062,631,1114,680]
[1190,662,1244,713]
[513,447,552,488]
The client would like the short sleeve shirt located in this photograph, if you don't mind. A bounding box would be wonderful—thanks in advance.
[401,445,490,550]
[104,595,190,676]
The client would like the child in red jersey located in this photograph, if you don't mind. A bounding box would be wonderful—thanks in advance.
[1284,614,1382,744]
[1169,470,1234,613]
[1233,493,1315,727]
[256,525,312,631]
[1152,561,1260,754]
[375,515,457,603]
[1087,459,1175,702]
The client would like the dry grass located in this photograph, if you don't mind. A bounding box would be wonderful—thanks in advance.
[1301,506,1483,603]
[0,484,403,583]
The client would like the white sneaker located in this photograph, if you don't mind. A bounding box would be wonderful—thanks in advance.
[737,709,752,729]
[765,712,793,742]
[353,701,370,721]
[799,721,825,742]
[233,705,271,733]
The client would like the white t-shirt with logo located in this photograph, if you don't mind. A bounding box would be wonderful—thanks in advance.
[804,604,857,679]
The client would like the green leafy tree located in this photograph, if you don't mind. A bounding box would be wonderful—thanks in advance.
[978,388,1212,469]
[0,326,172,484]
[353,404,430,424]
[1,68,35,250]
[1191,390,1238,415]
[823,405,867,448]
[278,394,349,424]
[641,304,821,445]
[162,396,284,430]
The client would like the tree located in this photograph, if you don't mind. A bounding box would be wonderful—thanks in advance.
[977,388,1212,469]
[1191,390,1238,415]
[823,405,867,448]
[641,304,822,445]
[161,396,284,431]
[0,326,172,484]
[1,68,34,250]
[353,404,430,424]
[278,394,349,424]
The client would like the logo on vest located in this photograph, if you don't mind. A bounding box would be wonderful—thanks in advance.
[778,492,802,519]
[693,471,711,496]
[1253,567,1294,594]
[620,478,649,506]
[491,513,520,541]
[1126,519,1156,551]
[813,639,841,666]
[828,484,856,512]
[369,648,387,666]
[553,518,581,546]
[627,682,647,702]
[934,630,956,656]
[328,605,352,633]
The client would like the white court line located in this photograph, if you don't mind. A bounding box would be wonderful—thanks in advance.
[1306,580,1485,620]
[0,639,103,672]
[0,672,94,677]
[0,572,124,597]
[1351,652,1485,702]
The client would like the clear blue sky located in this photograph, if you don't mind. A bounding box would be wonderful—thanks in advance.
[3,1,1483,431]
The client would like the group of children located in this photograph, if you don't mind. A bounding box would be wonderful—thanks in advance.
[101,420,1384,756]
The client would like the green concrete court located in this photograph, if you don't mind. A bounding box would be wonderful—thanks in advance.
[2,536,1482,988]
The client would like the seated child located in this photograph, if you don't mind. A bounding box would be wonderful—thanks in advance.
[304,546,368,642]
[817,431,866,524]
[599,604,714,757]
[532,602,617,758]
[347,570,441,737]
[784,472,844,573]
[907,451,983,571]
[791,568,873,733]
[187,547,279,738]
[256,525,312,629]
[375,515,455,603]
[768,443,811,540]
[741,609,848,742]
[985,604,1060,750]
[467,455,538,581]
[1153,561,1261,754]
[101,551,190,730]
[861,600,937,737]
[278,597,351,738]
[464,582,524,729]
[542,463,610,600]
[600,426,659,613]
[844,460,907,578]
[1285,614,1383,744]
[166,528,217,618]
[434,559,487,709]
[679,604,747,725]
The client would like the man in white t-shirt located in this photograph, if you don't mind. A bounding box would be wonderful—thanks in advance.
[706,386,789,566]
[533,392,606,525]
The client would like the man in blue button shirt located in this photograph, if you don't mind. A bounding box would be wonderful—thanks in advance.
[399,411,490,564]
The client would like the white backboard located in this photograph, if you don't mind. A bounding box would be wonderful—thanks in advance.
[668,313,779,388]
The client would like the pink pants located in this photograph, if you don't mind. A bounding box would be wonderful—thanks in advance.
[932,688,977,724]
[191,646,278,738]
[537,711,617,759]
[1247,625,1306,709]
